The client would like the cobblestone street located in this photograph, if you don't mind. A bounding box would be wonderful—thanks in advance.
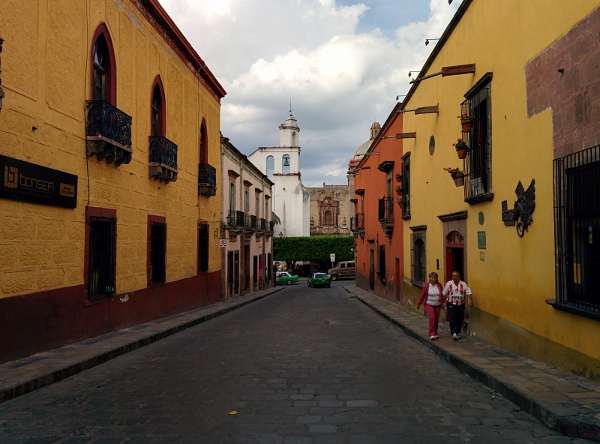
[0,283,590,443]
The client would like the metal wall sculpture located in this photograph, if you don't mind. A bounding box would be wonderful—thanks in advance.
[502,179,535,237]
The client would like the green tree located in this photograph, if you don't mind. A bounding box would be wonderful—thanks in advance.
[273,236,354,263]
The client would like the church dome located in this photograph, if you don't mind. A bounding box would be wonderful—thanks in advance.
[348,121,380,169]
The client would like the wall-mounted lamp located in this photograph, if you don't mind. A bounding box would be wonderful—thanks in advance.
[408,71,420,78]
[425,38,439,46]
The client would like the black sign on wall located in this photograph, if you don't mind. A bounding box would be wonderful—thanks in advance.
[0,155,78,209]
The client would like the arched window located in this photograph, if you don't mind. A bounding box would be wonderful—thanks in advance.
[266,156,274,178]
[199,121,208,165]
[282,154,291,174]
[90,24,116,104]
[151,78,165,137]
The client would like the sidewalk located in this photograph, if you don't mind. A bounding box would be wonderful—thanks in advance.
[0,286,282,405]
[343,284,600,442]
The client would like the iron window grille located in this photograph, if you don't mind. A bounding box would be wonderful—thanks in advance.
[411,234,426,285]
[462,74,492,202]
[150,221,166,284]
[379,245,386,284]
[401,155,411,218]
[554,144,600,315]
[198,223,209,273]
[88,216,116,300]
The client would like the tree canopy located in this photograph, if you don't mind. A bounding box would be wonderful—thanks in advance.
[273,236,354,262]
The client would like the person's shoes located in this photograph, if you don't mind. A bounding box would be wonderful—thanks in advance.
[452,333,458,341]
[430,336,435,340]
[434,335,439,339]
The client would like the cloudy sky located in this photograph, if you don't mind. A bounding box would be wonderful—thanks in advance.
[157,0,461,187]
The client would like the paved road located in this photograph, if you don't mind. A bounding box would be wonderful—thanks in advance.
[0,282,589,443]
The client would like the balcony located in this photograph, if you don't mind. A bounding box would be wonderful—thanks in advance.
[198,163,217,197]
[256,217,267,238]
[227,210,245,228]
[149,136,178,183]
[85,100,132,167]
[378,196,394,237]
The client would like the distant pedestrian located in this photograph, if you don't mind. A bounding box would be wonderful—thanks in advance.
[273,265,278,286]
[442,271,473,341]
[417,272,444,340]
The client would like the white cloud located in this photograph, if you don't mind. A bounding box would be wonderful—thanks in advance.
[158,0,460,186]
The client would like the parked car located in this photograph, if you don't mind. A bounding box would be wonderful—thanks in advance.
[308,273,331,288]
[327,261,355,281]
[276,271,299,285]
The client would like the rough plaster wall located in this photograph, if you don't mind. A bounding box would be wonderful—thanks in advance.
[0,0,222,298]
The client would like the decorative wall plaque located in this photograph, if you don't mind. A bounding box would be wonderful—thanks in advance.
[502,179,535,237]
[0,155,77,208]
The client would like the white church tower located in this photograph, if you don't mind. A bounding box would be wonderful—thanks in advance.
[248,113,310,237]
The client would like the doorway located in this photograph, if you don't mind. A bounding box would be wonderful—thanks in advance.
[445,231,465,283]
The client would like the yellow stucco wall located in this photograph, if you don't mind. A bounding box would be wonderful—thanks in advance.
[401,0,600,375]
[0,0,222,298]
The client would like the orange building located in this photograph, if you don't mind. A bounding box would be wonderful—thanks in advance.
[350,108,405,301]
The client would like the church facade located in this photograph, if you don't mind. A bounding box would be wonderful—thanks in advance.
[248,114,310,237]
[307,183,352,237]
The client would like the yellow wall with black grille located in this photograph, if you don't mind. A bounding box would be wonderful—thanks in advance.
[395,0,600,381]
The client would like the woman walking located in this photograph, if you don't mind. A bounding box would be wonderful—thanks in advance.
[417,272,444,340]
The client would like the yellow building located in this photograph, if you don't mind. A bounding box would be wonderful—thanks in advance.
[397,0,600,380]
[0,0,225,363]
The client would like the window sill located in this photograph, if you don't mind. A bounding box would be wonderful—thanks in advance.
[410,280,424,289]
[465,192,494,205]
[545,299,600,322]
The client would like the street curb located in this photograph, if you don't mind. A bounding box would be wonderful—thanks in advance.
[0,288,282,404]
[348,289,600,442]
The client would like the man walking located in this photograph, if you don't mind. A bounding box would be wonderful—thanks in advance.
[442,271,473,340]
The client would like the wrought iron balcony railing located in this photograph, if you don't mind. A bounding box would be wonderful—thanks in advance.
[227,210,245,228]
[198,163,217,197]
[149,136,178,183]
[378,197,394,220]
[85,100,132,166]
[269,221,274,233]
[260,218,266,231]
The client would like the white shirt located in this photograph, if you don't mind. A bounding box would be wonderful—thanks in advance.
[426,284,441,306]
[442,280,472,305]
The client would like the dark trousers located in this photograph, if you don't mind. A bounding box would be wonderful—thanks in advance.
[447,303,465,335]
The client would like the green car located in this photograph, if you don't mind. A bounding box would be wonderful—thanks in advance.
[308,272,331,288]
[276,271,299,285]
